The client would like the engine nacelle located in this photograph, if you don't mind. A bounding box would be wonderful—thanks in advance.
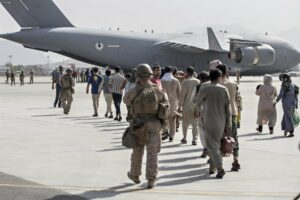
[228,44,275,66]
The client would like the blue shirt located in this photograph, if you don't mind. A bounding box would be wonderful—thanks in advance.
[88,75,102,94]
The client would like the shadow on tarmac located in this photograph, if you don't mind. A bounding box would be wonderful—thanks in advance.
[160,156,199,163]
[46,183,145,200]
[159,148,202,156]
[159,163,207,171]
[247,135,287,141]
[157,168,211,186]
[97,146,127,152]
[27,107,54,110]
[32,114,62,117]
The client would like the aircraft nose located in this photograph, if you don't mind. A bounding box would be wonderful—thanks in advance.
[297,49,300,64]
[288,46,300,66]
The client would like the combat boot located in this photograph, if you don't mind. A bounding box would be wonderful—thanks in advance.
[231,160,241,171]
[127,172,141,184]
[147,179,156,189]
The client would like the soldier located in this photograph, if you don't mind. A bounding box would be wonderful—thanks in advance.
[10,71,16,86]
[19,71,25,86]
[5,70,10,84]
[61,69,75,114]
[29,70,34,84]
[124,64,169,189]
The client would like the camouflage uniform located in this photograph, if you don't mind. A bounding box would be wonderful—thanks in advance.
[123,64,169,188]
[61,72,75,114]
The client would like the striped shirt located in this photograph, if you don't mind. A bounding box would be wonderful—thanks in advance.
[110,73,126,94]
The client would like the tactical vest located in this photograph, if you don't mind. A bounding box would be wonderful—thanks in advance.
[131,87,159,116]
[62,75,73,90]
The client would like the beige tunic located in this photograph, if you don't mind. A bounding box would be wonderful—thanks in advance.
[179,76,200,139]
[256,84,277,126]
[179,77,200,118]
[221,77,238,116]
[195,83,231,169]
[161,76,181,116]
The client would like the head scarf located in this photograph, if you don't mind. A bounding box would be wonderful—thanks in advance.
[263,74,273,85]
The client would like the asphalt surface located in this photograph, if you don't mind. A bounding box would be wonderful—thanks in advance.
[0,76,299,200]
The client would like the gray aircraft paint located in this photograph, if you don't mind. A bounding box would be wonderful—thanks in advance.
[1,0,300,75]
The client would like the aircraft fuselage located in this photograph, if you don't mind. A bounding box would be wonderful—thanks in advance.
[1,27,300,75]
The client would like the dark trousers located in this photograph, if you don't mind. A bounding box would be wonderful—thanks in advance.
[112,93,122,115]
[54,84,62,107]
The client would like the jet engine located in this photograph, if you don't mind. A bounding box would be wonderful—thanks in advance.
[228,44,275,66]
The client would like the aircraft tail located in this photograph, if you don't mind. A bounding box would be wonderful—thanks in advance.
[207,27,224,51]
[0,0,74,28]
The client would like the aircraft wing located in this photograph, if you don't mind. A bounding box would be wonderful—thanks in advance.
[228,38,263,47]
[154,27,228,53]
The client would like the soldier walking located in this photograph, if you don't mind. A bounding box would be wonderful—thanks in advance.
[124,64,169,189]
[61,69,75,114]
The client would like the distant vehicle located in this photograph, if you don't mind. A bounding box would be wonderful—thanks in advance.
[1,0,300,75]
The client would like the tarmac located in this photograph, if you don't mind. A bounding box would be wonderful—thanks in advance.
[0,76,299,200]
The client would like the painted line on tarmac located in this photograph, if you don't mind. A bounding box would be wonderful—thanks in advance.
[0,183,295,198]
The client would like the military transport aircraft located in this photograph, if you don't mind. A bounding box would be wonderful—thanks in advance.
[1,0,300,75]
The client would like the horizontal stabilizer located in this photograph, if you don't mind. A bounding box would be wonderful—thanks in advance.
[0,0,74,28]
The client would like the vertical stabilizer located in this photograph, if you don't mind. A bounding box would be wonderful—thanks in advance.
[0,0,73,28]
[207,27,224,51]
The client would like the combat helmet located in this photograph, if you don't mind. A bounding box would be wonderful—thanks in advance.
[136,64,153,78]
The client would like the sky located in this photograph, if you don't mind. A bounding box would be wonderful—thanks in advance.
[0,0,300,65]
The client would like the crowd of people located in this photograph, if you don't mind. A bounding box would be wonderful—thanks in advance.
[4,69,34,86]
[50,61,298,189]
